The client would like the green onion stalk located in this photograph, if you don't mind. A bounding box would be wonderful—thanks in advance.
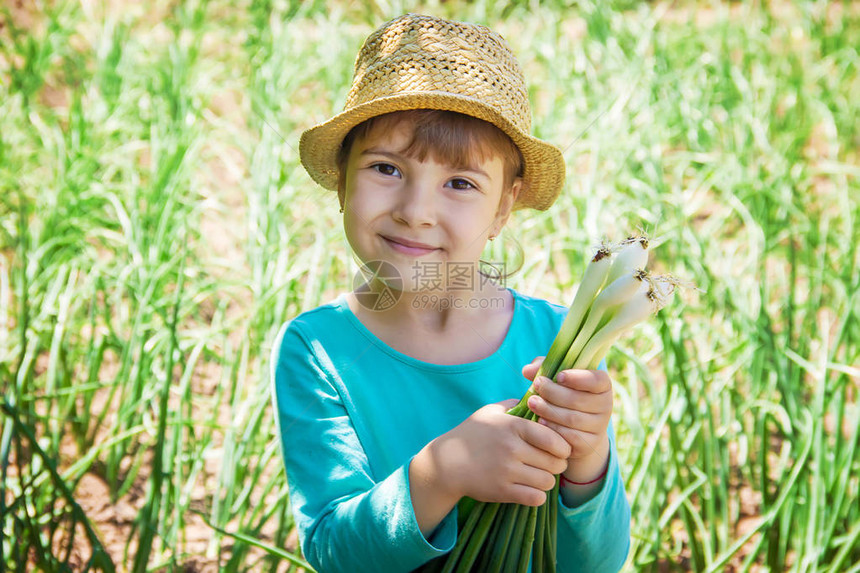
[420,236,680,573]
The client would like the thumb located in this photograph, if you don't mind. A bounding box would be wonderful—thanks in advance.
[522,356,545,379]
[498,398,520,410]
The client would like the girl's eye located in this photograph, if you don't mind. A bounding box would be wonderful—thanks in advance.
[448,178,477,191]
[371,163,400,177]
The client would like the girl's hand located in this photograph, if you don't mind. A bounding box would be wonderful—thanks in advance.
[430,399,572,507]
[521,357,612,469]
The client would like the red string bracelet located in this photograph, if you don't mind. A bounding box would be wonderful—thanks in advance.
[560,466,608,487]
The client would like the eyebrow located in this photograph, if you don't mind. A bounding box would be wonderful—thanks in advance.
[361,148,490,179]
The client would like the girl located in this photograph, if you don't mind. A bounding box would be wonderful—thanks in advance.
[272,13,630,572]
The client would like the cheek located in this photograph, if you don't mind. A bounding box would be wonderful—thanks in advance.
[343,213,367,250]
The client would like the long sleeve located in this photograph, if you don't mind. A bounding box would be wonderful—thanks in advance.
[270,322,458,573]
[555,418,631,572]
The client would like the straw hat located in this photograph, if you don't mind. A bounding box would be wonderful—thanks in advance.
[299,13,566,211]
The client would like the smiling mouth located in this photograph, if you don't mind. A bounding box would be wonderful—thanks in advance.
[381,236,439,256]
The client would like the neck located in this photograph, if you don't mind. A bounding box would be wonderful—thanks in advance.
[354,273,509,335]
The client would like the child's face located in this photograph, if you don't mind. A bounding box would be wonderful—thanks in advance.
[341,119,520,294]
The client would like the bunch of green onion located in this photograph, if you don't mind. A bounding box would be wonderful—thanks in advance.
[422,236,679,573]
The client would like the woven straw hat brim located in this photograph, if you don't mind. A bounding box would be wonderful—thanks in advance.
[299,92,565,212]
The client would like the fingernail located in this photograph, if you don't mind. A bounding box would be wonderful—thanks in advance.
[533,377,542,390]
[528,395,540,408]
[557,372,566,384]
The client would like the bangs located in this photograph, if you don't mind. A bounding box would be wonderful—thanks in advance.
[338,110,523,188]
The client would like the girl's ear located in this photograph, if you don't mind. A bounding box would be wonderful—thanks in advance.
[496,178,522,221]
[337,172,346,210]
[509,178,522,210]
[491,177,522,237]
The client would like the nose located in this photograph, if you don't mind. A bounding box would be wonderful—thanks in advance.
[391,176,437,227]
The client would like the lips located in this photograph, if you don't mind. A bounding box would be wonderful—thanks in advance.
[382,235,437,250]
[381,235,439,256]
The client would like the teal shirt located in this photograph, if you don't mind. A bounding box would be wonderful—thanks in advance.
[271,288,630,572]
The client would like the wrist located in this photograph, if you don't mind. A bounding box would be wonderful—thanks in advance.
[562,437,610,486]
[560,464,607,487]
[417,438,463,504]
[409,442,462,538]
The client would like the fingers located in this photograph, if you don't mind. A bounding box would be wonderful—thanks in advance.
[516,417,571,459]
[505,483,548,507]
[525,370,613,461]
[542,423,610,462]
[555,369,612,393]
[528,394,607,433]
[513,463,557,492]
[539,421,605,457]
[519,442,569,475]
[504,464,559,505]
[531,371,612,414]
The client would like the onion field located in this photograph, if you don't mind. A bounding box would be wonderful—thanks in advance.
[1,0,857,571]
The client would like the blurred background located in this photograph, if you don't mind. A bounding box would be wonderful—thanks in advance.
[0,0,857,571]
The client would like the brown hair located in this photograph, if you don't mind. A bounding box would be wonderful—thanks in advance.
[336,109,524,203]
